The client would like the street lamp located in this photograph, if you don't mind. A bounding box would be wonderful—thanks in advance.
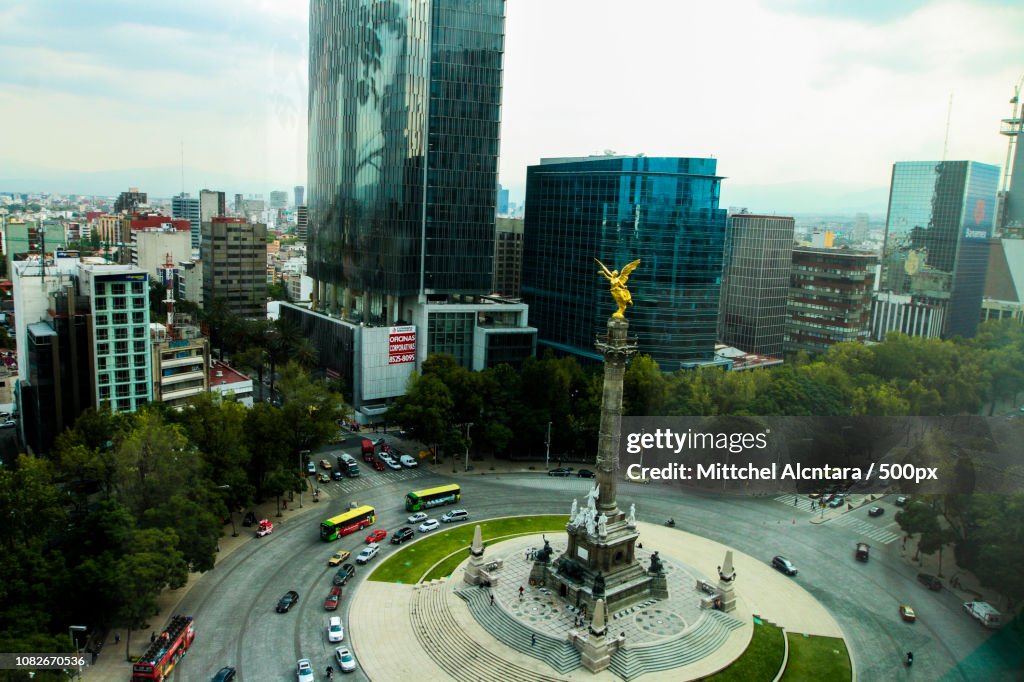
[298,449,311,508]
[215,485,238,537]
[545,421,552,470]
[69,625,86,680]
[464,423,474,472]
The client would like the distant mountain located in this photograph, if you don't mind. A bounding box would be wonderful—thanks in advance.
[0,159,296,199]
[720,181,889,217]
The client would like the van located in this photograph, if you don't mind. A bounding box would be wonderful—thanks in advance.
[441,509,469,523]
[855,542,870,562]
[964,601,1002,628]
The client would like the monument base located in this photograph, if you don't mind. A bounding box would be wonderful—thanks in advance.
[569,630,624,673]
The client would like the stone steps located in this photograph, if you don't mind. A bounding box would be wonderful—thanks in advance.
[456,586,582,674]
[608,610,745,681]
[411,581,569,682]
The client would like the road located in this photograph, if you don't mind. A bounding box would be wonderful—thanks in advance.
[172,462,1021,681]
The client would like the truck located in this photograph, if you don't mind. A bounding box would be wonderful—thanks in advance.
[131,615,196,681]
[361,438,375,463]
[963,601,1002,628]
[337,454,360,477]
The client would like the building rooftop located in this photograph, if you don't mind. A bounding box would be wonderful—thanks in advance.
[714,344,783,371]
[209,360,250,387]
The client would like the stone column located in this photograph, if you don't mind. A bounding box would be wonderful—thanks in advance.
[593,317,637,517]
[717,550,737,613]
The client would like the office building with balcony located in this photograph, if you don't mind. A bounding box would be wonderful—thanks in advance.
[522,156,727,369]
[150,321,209,408]
[718,213,794,358]
[881,161,999,338]
[784,247,877,354]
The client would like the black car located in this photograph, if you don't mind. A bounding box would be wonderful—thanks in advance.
[917,572,942,591]
[333,563,356,587]
[332,470,344,480]
[547,468,573,477]
[771,556,798,576]
[868,506,884,517]
[211,667,236,682]
[391,527,415,544]
[577,469,595,479]
[276,590,299,613]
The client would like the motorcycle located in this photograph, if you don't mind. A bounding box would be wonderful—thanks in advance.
[665,518,676,527]
[905,652,914,667]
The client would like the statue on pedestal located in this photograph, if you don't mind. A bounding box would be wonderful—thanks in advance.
[628,503,636,526]
[596,258,642,319]
[537,538,553,564]
[585,483,599,510]
[598,513,608,536]
[649,551,664,575]
[571,498,578,519]
[585,508,597,536]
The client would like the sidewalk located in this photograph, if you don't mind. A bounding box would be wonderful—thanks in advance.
[82,482,331,680]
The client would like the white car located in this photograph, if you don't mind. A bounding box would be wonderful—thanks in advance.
[356,543,381,564]
[418,519,440,533]
[386,458,402,470]
[327,616,344,642]
[335,647,357,673]
[399,454,418,468]
[408,512,428,523]
[296,658,314,682]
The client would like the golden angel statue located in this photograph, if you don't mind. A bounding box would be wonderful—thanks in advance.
[595,258,641,319]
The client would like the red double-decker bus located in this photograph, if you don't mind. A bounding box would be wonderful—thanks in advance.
[131,615,195,681]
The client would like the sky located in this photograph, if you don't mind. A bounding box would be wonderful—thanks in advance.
[1,0,1023,214]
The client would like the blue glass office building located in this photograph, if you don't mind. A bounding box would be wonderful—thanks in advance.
[522,156,727,369]
[882,161,999,338]
[307,0,504,318]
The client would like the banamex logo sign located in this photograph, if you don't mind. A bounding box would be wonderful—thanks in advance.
[388,326,416,365]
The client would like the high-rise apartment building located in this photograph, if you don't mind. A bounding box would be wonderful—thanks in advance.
[294,185,305,208]
[785,247,877,354]
[522,156,727,368]
[198,189,226,249]
[880,161,999,338]
[718,214,795,358]
[200,217,268,318]
[171,192,200,235]
[114,187,147,214]
[296,205,308,241]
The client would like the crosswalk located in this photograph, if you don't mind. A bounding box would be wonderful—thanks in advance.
[773,494,819,514]
[831,514,900,545]
[317,467,427,496]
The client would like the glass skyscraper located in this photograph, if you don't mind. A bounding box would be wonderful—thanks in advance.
[881,161,999,338]
[307,0,505,322]
[522,156,727,369]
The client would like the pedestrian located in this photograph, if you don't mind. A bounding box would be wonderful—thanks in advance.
[283,499,288,510]
[525,549,529,561]
[114,633,120,644]
[519,585,524,600]
[637,542,643,549]
[150,632,156,643]
[490,593,494,606]
[91,651,97,664]
[531,633,536,647]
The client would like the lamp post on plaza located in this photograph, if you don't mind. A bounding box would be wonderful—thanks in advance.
[69,625,86,679]
[464,422,474,472]
[545,421,552,470]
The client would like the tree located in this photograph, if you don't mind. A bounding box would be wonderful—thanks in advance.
[388,373,455,461]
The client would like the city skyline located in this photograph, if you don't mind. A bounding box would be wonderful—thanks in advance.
[1,0,1022,213]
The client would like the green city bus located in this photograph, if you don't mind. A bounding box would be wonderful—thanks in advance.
[405,484,461,512]
[320,505,376,541]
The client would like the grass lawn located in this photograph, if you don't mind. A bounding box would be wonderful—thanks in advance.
[780,632,852,682]
[704,621,785,681]
[370,515,568,584]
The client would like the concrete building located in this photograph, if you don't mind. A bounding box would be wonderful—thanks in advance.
[4,220,67,274]
[296,205,308,241]
[175,260,204,307]
[132,228,192,281]
[198,189,226,249]
[493,218,523,298]
[209,359,253,407]
[784,247,878,354]
[114,188,147,214]
[200,218,267,318]
[870,291,946,340]
[150,321,209,408]
[718,214,794,358]
[981,237,1024,324]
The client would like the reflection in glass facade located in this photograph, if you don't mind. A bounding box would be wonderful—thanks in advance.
[522,156,727,369]
[307,0,504,311]
[882,161,999,338]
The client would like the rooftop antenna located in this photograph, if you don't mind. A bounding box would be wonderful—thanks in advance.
[942,92,954,161]
[180,140,185,197]
[1000,74,1024,193]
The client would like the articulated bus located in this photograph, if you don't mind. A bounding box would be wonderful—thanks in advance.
[320,505,376,541]
[405,484,461,512]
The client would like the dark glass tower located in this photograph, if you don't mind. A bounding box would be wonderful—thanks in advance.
[308,0,504,320]
[882,161,999,338]
[522,156,727,369]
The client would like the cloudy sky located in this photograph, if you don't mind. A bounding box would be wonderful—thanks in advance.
[1,0,1022,213]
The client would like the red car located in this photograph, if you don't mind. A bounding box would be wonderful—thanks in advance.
[324,587,342,611]
[366,529,388,544]
[372,459,385,471]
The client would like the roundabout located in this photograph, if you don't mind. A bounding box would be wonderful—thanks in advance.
[351,521,845,681]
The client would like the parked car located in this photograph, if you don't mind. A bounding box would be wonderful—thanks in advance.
[899,604,917,622]
[917,573,942,591]
[408,512,428,524]
[324,586,342,611]
[895,495,909,506]
[547,467,573,477]
[333,563,356,586]
[327,616,345,642]
[577,469,595,479]
[418,519,440,533]
[211,667,236,682]
[441,509,469,523]
[399,454,419,468]
[335,647,357,673]
[391,527,415,544]
[868,506,884,517]
[296,658,314,682]
[366,529,388,544]
[276,590,299,613]
[328,550,351,566]
[356,543,380,564]
[771,556,798,576]
[0,420,16,429]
